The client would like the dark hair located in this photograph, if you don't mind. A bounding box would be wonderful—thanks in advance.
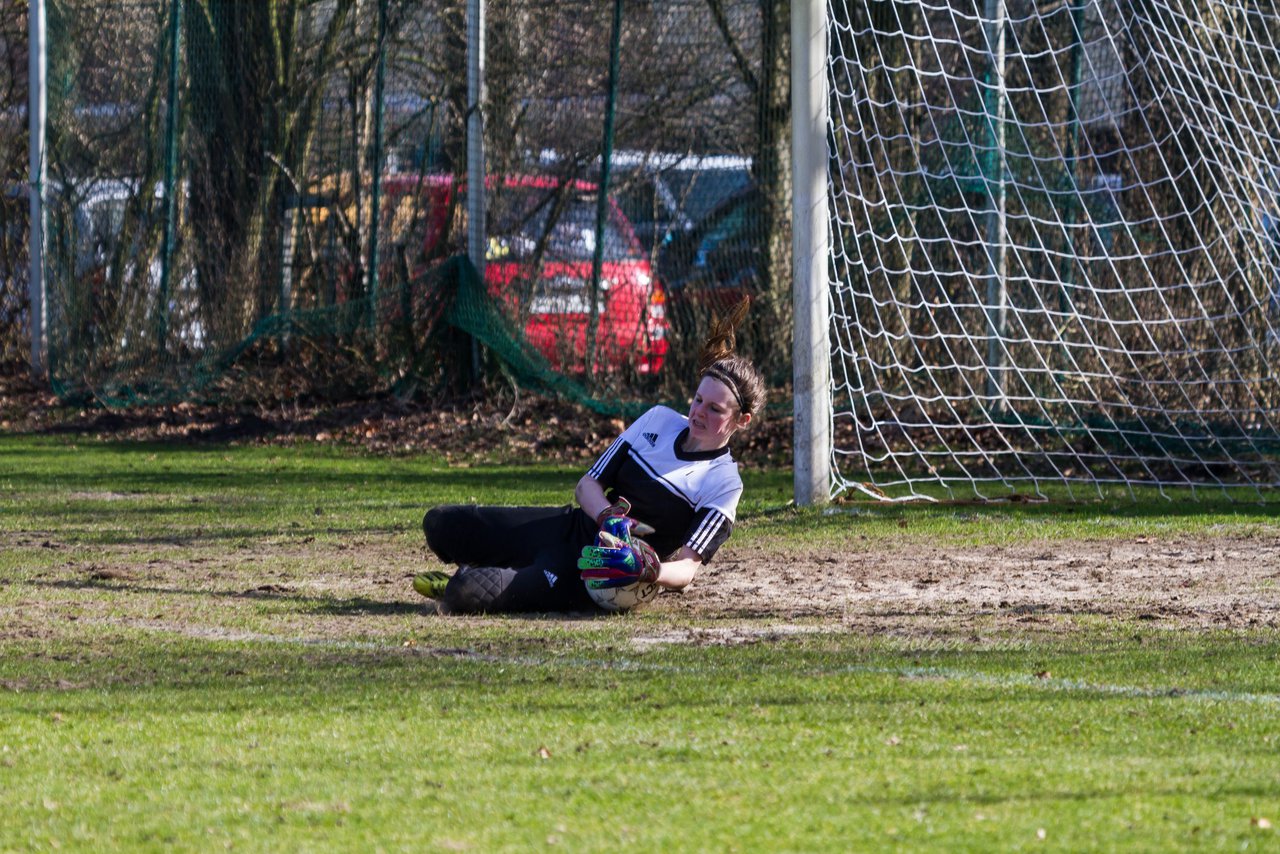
[697,297,766,422]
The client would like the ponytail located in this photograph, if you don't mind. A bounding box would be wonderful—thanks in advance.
[697,297,765,421]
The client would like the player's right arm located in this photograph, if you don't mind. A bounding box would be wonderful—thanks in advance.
[574,473,614,524]
[577,408,656,523]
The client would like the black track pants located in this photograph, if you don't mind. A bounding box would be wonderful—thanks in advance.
[422,504,598,613]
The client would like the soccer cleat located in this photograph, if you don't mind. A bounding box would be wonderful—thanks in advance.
[413,570,452,599]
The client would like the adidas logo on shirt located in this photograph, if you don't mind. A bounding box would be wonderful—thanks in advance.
[543,569,558,587]
[643,432,659,447]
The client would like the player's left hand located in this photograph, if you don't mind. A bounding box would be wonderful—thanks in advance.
[579,531,662,587]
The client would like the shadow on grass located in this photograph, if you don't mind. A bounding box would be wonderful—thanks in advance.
[1,437,581,493]
[33,577,421,613]
[18,524,414,549]
[29,577,607,623]
[306,597,429,617]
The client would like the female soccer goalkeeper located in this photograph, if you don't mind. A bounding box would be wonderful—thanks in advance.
[414,298,764,613]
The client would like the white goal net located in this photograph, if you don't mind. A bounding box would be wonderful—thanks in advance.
[826,0,1280,500]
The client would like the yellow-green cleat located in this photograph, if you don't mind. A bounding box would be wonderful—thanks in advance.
[413,570,451,599]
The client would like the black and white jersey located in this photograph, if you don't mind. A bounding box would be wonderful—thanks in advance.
[586,405,742,562]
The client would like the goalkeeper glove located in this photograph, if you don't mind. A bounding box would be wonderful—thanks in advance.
[595,497,633,527]
[578,530,662,588]
[594,496,655,537]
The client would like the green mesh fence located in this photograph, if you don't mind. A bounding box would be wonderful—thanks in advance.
[0,0,788,412]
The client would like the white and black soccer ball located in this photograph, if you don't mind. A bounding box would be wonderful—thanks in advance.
[584,578,662,613]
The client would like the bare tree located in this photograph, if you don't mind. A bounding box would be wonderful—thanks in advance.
[0,0,29,370]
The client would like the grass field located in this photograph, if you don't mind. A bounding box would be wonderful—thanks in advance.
[2,433,1279,851]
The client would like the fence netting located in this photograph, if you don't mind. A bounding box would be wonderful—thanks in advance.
[0,0,788,412]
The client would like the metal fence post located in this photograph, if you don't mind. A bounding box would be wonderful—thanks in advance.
[466,0,486,377]
[368,0,388,331]
[160,0,183,352]
[28,0,47,379]
[587,0,623,385]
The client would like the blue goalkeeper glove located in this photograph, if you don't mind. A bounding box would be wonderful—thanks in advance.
[578,529,662,588]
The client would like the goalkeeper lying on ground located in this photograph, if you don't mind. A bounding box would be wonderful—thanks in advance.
[414,299,764,613]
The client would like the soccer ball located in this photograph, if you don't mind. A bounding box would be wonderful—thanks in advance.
[584,578,662,613]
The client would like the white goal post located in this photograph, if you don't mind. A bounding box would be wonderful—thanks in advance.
[792,0,833,506]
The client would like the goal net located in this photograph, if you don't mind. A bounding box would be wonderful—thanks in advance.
[827,0,1280,500]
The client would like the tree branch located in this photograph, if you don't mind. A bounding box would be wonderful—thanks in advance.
[706,0,758,95]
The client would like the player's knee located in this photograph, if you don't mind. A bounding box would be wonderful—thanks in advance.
[422,506,454,561]
[441,566,515,614]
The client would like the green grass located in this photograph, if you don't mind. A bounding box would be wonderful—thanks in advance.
[2,433,1277,547]
[4,627,1280,851]
[2,433,1279,851]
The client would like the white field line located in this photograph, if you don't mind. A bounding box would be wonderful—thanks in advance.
[107,618,1280,707]
[855,665,1280,707]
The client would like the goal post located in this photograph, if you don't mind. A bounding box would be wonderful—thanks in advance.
[791,0,833,507]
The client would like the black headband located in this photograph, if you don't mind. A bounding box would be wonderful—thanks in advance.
[704,366,744,411]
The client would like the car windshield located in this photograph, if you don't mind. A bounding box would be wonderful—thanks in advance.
[661,168,752,224]
[490,186,638,263]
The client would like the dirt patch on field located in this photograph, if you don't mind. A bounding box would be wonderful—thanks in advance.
[12,533,1279,650]
[7,379,1276,650]
[679,535,1280,634]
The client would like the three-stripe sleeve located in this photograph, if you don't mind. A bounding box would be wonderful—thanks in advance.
[587,409,650,486]
[587,437,630,485]
[684,508,733,562]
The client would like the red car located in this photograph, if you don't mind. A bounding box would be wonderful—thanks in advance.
[376,173,668,375]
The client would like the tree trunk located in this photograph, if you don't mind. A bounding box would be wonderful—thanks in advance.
[753,0,791,381]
